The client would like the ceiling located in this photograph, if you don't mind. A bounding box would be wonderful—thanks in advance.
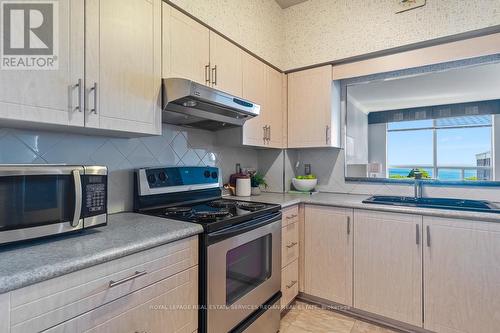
[275,0,308,9]
[347,62,500,113]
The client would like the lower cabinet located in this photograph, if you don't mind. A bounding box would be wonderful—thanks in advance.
[47,267,198,333]
[353,210,422,327]
[423,216,500,333]
[281,205,300,310]
[304,205,353,306]
[5,236,199,333]
[281,259,299,311]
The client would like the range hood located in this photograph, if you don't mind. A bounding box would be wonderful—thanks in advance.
[162,78,260,131]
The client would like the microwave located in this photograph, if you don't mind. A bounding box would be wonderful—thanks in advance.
[0,165,107,245]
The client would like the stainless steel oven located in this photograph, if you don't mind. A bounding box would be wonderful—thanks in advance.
[206,212,281,333]
[0,165,107,245]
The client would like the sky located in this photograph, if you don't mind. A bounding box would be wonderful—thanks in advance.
[387,122,491,167]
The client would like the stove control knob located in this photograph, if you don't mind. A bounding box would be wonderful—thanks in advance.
[147,174,156,184]
[211,171,218,179]
[204,170,211,178]
[158,171,167,181]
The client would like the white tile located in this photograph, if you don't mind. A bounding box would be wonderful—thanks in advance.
[42,134,106,165]
[170,132,190,158]
[0,136,38,163]
[14,129,62,155]
[90,141,127,171]
[181,149,202,166]
[110,138,140,157]
[126,142,159,167]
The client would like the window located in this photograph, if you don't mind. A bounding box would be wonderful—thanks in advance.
[387,116,493,181]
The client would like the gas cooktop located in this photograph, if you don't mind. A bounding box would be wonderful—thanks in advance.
[144,198,280,232]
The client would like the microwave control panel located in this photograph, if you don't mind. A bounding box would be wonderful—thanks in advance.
[82,175,107,217]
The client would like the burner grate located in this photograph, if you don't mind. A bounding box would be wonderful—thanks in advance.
[236,202,267,211]
[209,200,237,208]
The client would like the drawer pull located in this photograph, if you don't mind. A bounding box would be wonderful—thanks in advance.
[109,270,147,288]
[286,214,298,219]
[286,241,298,249]
[286,280,298,289]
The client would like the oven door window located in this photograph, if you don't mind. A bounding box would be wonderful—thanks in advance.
[0,175,75,231]
[226,234,272,305]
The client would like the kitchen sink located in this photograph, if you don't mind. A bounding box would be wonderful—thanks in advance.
[362,195,500,213]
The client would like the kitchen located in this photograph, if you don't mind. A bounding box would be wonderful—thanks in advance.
[0,0,500,332]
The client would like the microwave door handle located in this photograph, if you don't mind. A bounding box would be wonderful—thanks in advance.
[71,169,83,227]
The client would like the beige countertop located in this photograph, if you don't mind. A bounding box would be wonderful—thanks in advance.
[229,192,500,223]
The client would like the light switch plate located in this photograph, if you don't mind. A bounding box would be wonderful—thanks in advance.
[395,0,426,13]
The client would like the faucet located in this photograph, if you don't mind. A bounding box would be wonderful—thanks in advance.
[414,171,423,199]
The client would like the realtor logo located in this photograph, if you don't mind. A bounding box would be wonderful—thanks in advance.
[1,0,58,70]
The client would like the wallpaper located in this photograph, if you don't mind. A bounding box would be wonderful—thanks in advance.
[282,0,500,70]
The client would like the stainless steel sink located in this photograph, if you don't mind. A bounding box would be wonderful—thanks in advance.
[362,195,500,213]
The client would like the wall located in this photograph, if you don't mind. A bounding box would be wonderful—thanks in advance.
[0,125,258,214]
[168,0,284,68]
[282,0,500,70]
[285,55,500,202]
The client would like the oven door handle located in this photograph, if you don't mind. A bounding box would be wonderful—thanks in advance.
[71,169,83,227]
[207,212,282,244]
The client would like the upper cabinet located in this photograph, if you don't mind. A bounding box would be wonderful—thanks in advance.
[242,55,284,148]
[241,53,267,146]
[162,5,210,85]
[162,4,243,97]
[0,0,85,128]
[0,0,161,136]
[85,0,162,135]
[209,32,243,96]
[287,65,340,148]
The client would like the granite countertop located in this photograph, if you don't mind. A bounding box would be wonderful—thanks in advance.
[229,192,500,223]
[0,213,203,294]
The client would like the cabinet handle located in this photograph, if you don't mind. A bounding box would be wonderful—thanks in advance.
[286,280,298,289]
[268,126,271,142]
[416,224,420,245]
[262,125,267,142]
[426,225,431,247]
[73,78,83,112]
[90,82,98,114]
[325,125,330,145]
[205,64,210,84]
[109,270,147,288]
[286,241,298,249]
[211,65,217,85]
[286,214,298,219]
[347,216,351,235]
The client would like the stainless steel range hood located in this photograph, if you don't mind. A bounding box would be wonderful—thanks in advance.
[162,78,260,131]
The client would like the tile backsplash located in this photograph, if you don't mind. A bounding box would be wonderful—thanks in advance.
[285,148,500,203]
[0,124,258,213]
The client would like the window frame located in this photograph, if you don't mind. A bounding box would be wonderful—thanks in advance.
[386,116,494,181]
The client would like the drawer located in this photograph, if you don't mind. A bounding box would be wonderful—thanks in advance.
[282,205,299,227]
[280,259,299,311]
[11,236,198,333]
[282,220,299,268]
[45,266,198,333]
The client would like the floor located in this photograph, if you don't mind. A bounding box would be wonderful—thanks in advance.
[280,301,399,333]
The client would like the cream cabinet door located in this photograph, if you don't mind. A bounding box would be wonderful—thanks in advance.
[162,4,210,85]
[242,52,267,147]
[0,0,84,128]
[423,217,500,333]
[354,210,422,327]
[85,0,161,135]
[304,205,353,306]
[209,32,242,96]
[265,67,284,148]
[287,65,334,148]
